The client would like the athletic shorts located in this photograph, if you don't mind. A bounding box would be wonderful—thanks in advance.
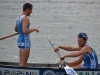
[18,42,31,50]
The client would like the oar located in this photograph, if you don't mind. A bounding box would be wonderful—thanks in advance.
[47,36,78,75]
[47,37,61,57]
[47,36,67,66]
[0,33,19,40]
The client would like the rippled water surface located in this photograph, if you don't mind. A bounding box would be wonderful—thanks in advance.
[0,0,100,63]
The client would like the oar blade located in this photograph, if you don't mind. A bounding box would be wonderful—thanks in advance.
[64,65,78,75]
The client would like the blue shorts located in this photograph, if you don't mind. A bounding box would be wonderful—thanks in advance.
[18,42,31,50]
[17,35,31,50]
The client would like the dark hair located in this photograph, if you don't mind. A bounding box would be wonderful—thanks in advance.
[78,32,88,41]
[23,3,33,11]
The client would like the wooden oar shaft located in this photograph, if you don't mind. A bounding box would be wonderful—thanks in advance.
[0,33,19,40]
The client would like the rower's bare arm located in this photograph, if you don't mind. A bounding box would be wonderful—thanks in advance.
[22,17,39,34]
[14,25,18,32]
[68,55,84,67]
[63,46,88,57]
[59,46,81,51]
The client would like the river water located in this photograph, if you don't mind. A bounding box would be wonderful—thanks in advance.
[0,0,100,64]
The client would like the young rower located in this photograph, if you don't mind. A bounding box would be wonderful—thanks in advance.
[15,3,39,67]
[54,32,98,69]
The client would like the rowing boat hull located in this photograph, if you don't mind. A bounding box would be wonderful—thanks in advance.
[0,61,100,75]
[0,65,100,75]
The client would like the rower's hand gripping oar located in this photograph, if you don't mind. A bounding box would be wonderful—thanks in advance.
[47,37,69,66]
[47,37,61,57]
[0,33,19,40]
[47,37,78,75]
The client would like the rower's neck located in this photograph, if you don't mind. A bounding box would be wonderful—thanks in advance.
[22,12,27,17]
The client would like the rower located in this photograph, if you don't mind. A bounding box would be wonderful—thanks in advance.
[54,32,98,69]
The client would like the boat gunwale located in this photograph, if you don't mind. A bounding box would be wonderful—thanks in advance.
[0,61,100,70]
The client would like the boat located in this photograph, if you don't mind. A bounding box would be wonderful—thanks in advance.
[0,61,100,75]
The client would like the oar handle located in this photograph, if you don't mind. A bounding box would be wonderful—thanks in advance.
[0,33,19,40]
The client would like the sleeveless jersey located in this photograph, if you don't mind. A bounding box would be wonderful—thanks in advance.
[16,15,31,49]
[83,44,98,68]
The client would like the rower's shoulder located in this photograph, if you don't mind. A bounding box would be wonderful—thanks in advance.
[82,45,90,50]
[21,16,29,22]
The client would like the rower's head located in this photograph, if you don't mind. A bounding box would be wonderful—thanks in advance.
[23,3,33,16]
[78,32,88,47]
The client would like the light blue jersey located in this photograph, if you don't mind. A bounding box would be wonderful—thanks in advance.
[82,44,98,68]
[16,15,31,49]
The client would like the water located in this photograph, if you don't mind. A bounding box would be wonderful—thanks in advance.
[0,0,100,63]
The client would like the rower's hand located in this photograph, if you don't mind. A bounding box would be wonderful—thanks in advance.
[34,28,39,33]
[60,55,65,60]
[59,59,64,64]
[59,59,68,66]
[54,46,59,52]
